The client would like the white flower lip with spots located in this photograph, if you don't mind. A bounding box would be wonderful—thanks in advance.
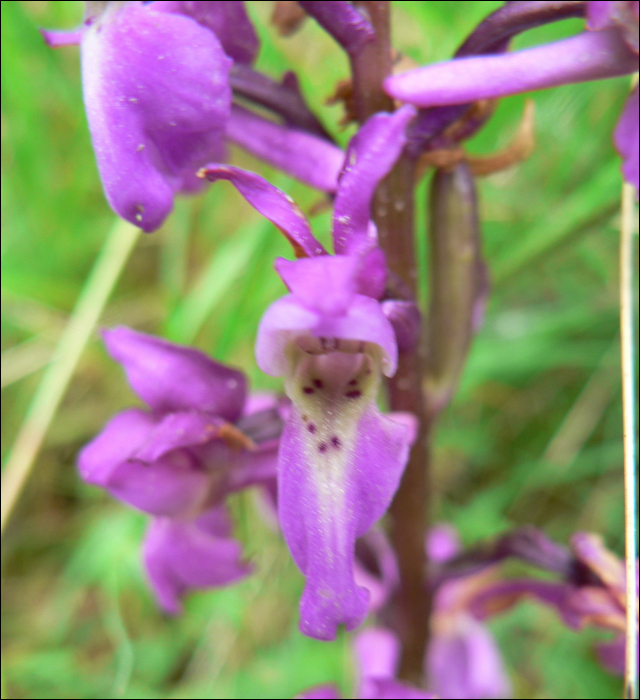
[202,105,419,639]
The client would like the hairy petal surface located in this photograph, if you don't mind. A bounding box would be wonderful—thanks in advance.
[143,506,251,614]
[384,29,638,107]
[80,2,231,230]
[333,106,415,254]
[200,164,326,257]
[103,327,246,421]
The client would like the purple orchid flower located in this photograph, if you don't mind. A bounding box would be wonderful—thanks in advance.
[78,327,280,613]
[201,104,418,641]
[298,627,436,699]
[42,1,259,232]
[41,2,346,230]
[426,526,512,700]
[303,520,511,698]
[385,1,640,189]
[468,531,636,677]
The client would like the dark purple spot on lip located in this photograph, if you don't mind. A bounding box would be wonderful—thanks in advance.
[307,423,316,433]
[345,390,362,399]
[312,379,324,389]
[318,442,327,453]
[303,387,315,394]
[330,436,341,448]
[348,379,358,386]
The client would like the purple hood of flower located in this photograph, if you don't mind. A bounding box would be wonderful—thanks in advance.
[201,105,418,640]
[42,1,259,231]
[384,1,640,189]
[78,327,279,612]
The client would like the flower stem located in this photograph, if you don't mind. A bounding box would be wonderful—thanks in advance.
[351,1,430,682]
[620,180,638,700]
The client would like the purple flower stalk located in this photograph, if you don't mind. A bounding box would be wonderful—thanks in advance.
[201,104,418,641]
[78,327,280,613]
[385,1,640,189]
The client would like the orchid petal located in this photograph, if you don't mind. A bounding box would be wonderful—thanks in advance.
[565,586,626,631]
[614,84,639,190]
[226,106,344,194]
[200,164,326,258]
[153,1,259,64]
[40,27,83,47]
[596,635,626,675]
[278,375,412,639]
[426,614,511,699]
[384,29,638,108]
[356,246,387,300]
[587,1,640,52]
[106,452,209,517]
[381,300,421,352]
[355,628,399,692]
[333,106,416,255]
[256,257,398,378]
[78,408,154,486]
[570,532,626,596]
[588,1,620,29]
[468,578,584,629]
[133,410,226,462]
[276,255,359,316]
[352,629,434,698]
[103,327,246,421]
[78,409,210,517]
[354,529,400,612]
[427,524,461,564]
[80,2,231,230]
[222,441,279,493]
[143,506,251,614]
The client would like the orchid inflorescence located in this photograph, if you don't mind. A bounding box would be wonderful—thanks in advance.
[40,1,638,698]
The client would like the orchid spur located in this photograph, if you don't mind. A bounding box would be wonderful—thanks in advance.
[201,104,418,641]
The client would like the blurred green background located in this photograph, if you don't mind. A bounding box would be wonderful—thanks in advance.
[1,1,638,698]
